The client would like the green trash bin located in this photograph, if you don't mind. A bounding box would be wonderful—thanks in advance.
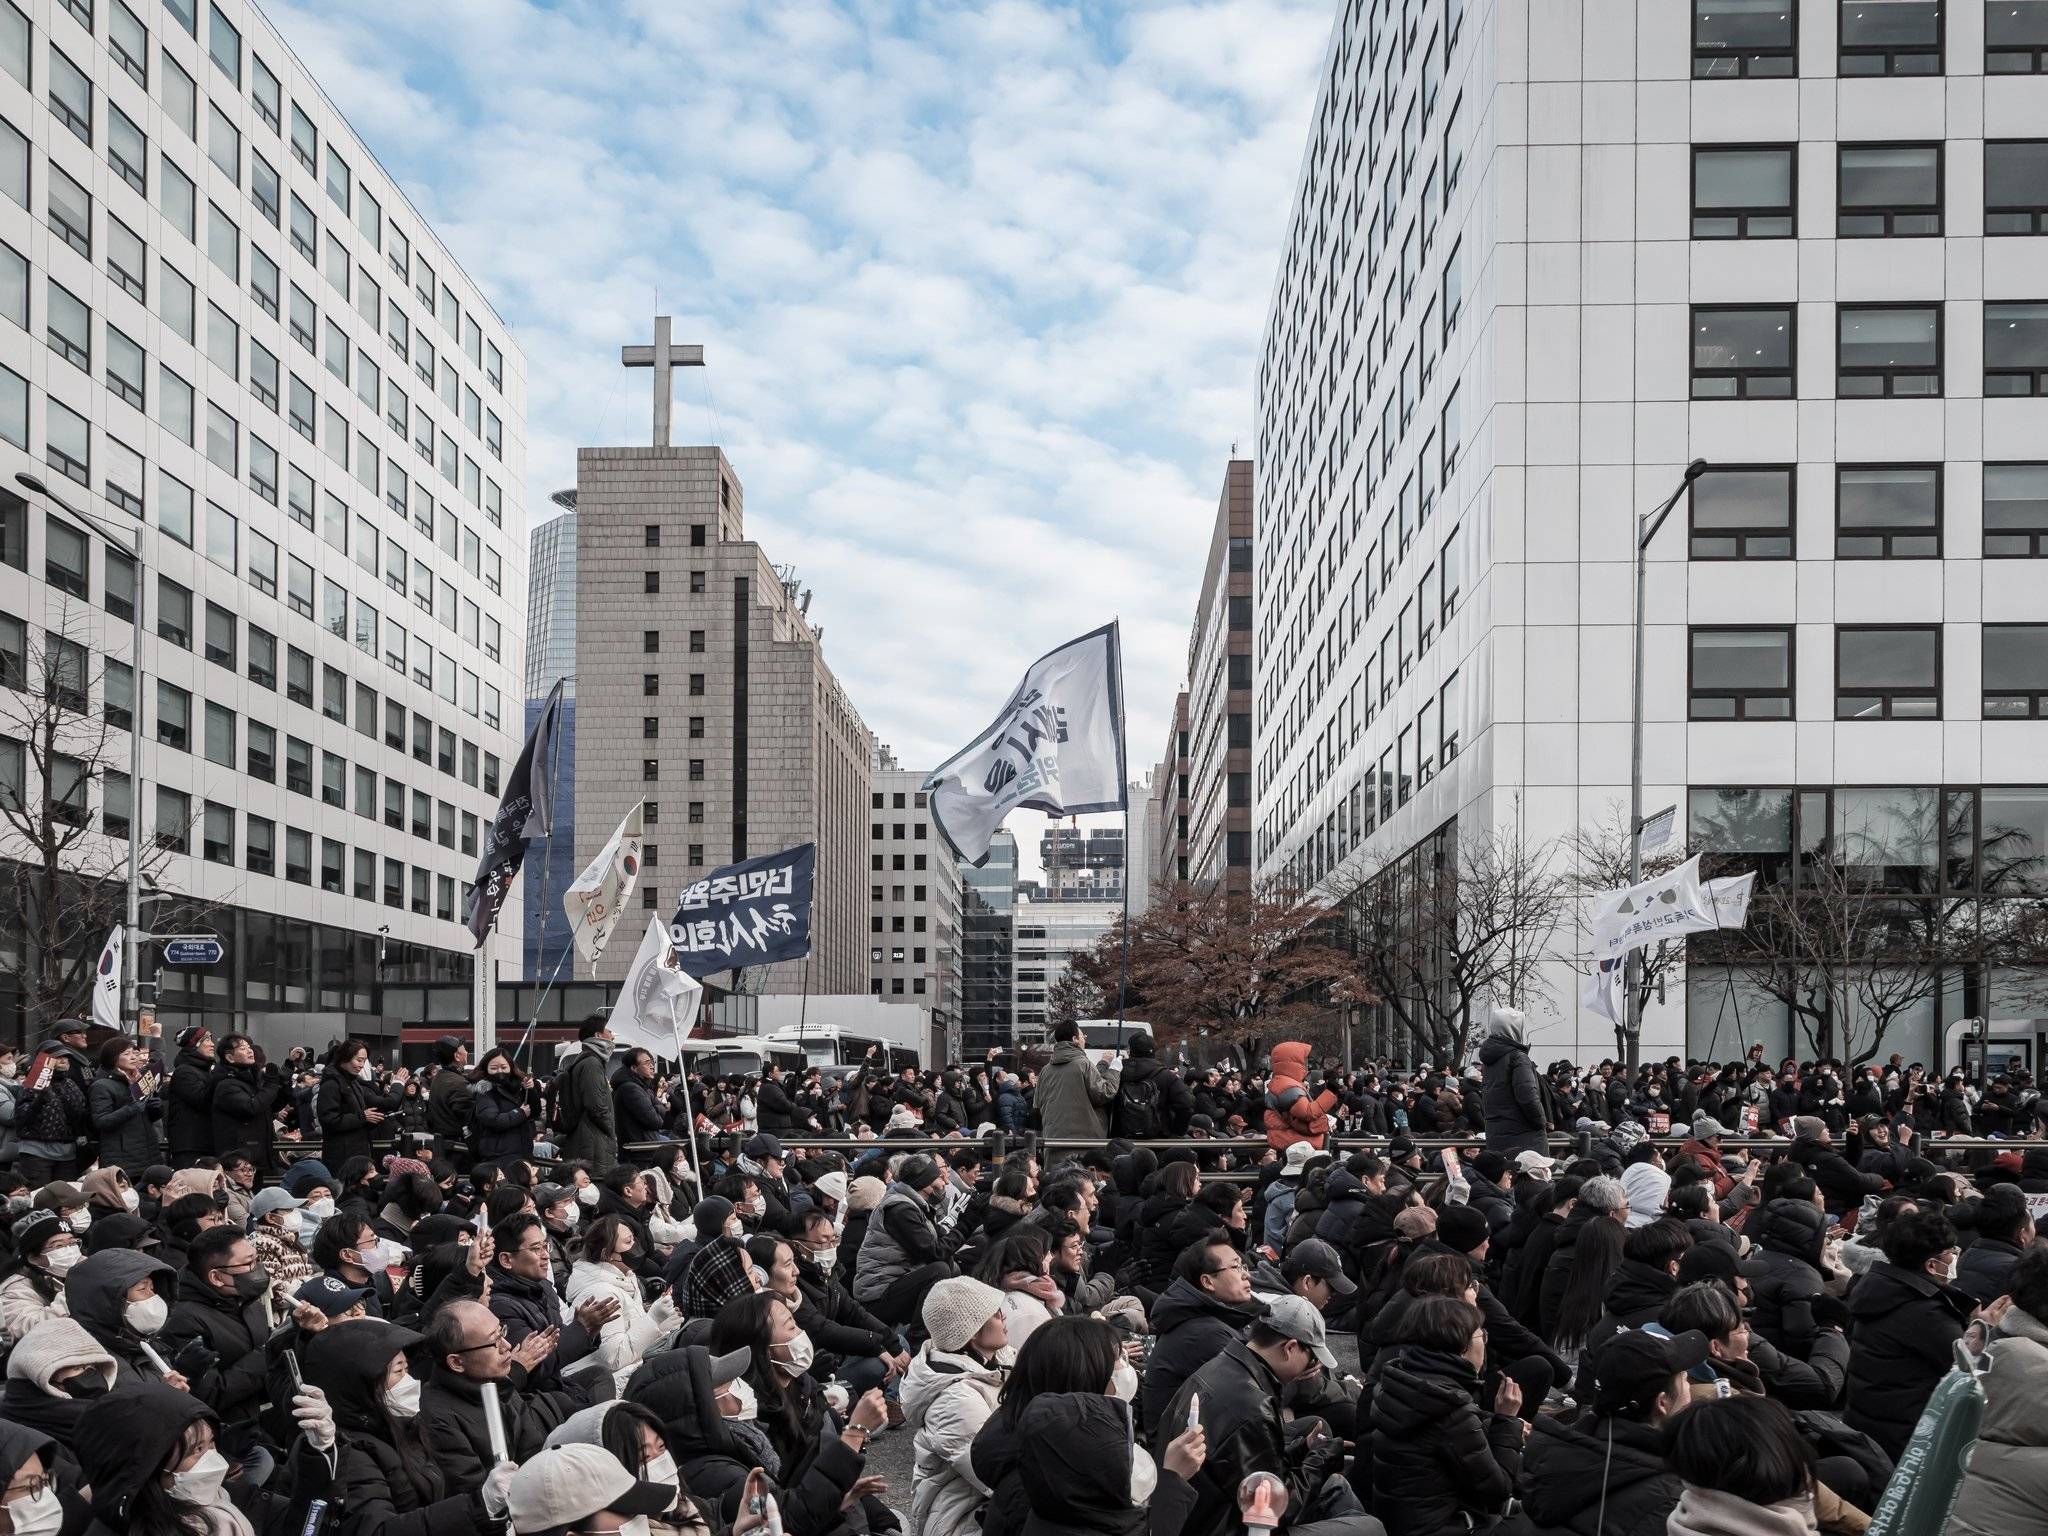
[1866,1339,1989,1536]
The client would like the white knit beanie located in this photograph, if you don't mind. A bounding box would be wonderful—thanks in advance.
[921,1276,1006,1354]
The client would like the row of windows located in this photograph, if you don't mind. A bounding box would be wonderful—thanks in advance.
[1693,138,2048,238]
[1691,301,2048,398]
[1688,461,2048,558]
[1694,0,2048,79]
[1688,623,2048,719]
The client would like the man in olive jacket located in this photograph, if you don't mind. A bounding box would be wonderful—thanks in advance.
[557,1020,619,1176]
[1033,1019,1119,1142]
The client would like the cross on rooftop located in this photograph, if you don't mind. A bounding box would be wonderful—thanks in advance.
[620,315,705,448]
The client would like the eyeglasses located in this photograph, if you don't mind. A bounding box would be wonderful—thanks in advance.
[454,1331,510,1354]
[5,1475,51,1500]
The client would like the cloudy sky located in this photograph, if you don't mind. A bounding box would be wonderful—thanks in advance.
[272,0,1330,789]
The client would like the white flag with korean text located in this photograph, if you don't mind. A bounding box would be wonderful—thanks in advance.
[1704,872,1756,931]
[923,623,1127,866]
[611,914,701,1059]
[564,802,645,969]
[1589,854,1717,964]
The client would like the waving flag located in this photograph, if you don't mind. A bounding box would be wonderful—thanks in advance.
[91,924,122,1030]
[564,801,645,969]
[466,678,564,945]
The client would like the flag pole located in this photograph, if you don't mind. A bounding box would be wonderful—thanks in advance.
[1114,620,1131,1055]
[796,955,810,1059]
[668,993,704,1192]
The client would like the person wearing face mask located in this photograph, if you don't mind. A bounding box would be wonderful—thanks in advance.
[536,1183,582,1290]
[0,1212,77,1345]
[661,1196,732,1296]
[505,1442,687,1536]
[0,1048,23,1174]
[73,1381,336,1536]
[163,1027,218,1169]
[558,1019,623,1178]
[309,1214,399,1319]
[788,1208,903,1403]
[244,1187,320,1312]
[1,1316,117,1468]
[1844,1206,1974,1462]
[61,1249,183,1389]
[85,1035,163,1180]
[903,1278,1014,1536]
[474,1049,539,1163]
[75,1169,137,1231]
[593,1168,663,1279]
[318,1039,402,1172]
[566,1215,683,1391]
[162,1227,278,1438]
[0,1417,85,1536]
[207,1034,282,1177]
[302,1318,514,1536]
[546,1401,719,1536]
[680,1201,762,1321]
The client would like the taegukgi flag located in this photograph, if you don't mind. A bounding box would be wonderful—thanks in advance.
[923,622,1128,866]
[465,678,565,945]
[564,801,645,969]
[611,914,702,1058]
[91,924,122,1031]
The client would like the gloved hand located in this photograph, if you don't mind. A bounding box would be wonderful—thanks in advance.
[481,1460,517,1518]
[171,1335,218,1379]
[291,1385,336,1451]
[649,1291,680,1328]
[1813,1294,1852,1332]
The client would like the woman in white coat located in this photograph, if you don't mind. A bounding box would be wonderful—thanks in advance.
[974,1229,1063,1351]
[902,1276,1012,1536]
[563,1212,682,1390]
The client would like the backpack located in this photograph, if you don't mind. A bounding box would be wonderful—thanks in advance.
[550,1063,581,1136]
[1115,1068,1162,1138]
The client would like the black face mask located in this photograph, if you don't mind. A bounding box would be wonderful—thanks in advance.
[232,1266,271,1301]
[61,1375,108,1399]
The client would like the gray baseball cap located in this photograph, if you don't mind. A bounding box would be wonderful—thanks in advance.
[1261,1291,1339,1371]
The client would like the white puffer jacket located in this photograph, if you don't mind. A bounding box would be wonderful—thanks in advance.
[901,1343,1010,1536]
[563,1257,680,1390]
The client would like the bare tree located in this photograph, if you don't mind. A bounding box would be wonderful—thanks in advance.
[1045,966,1105,1029]
[1567,804,1694,1066]
[0,606,178,1038]
[1337,820,1570,1069]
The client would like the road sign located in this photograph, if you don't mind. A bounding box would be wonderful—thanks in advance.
[161,936,224,967]
[1640,805,1677,852]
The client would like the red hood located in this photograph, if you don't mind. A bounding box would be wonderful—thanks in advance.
[1270,1041,1312,1083]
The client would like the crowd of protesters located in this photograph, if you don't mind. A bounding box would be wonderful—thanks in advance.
[0,1005,2035,1536]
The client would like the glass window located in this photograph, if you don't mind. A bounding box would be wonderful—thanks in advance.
[46,281,90,372]
[1985,302,2048,395]
[1984,462,2048,556]
[48,163,91,257]
[1691,466,1794,558]
[161,51,195,136]
[1836,464,1941,557]
[1988,0,2048,71]
[111,4,148,85]
[108,215,146,302]
[0,362,20,449]
[0,3,25,88]
[1984,625,2048,717]
[1692,144,1795,237]
[1837,142,1941,235]
[160,263,194,342]
[252,54,281,131]
[48,47,91,145]
[43,518,87,597]
[206,0,239,82]
[1986,140,2048,230]
[325,146,349,212]
[1694,0,1798,76]
[1837,626,1941,718]
[155,678,189,747]
[203,803,233,863]
[1839,0,1943,74]
[157,365,193,444]
[290,102,315,171]
[108,104,147,194]
[207,102,238,183]
[1833,787,1940,891]
[158,469,192,544]
[1690,627,1794,718]
[154,785,189,852]
[1691,305,1794,397]
[45,399,89,485]
[1838,304,1941,396]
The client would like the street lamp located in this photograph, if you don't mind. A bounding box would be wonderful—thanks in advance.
[1624,459,1710,1069]
[16,471,146,1023]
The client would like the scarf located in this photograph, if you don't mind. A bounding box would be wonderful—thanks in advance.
[724,1414,782,1480]
[1668,1487,1818,1536]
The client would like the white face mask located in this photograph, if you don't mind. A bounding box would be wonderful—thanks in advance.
[809,1244,839,1273]
[1111,1358,1138,1402]
[127,1295,168,1336]
[4,1485,61,1536]
[577,1186,600,1207]
[170,1448,230,1505]
[64,1211,90,1234]
[554,1205,580,1230]
[773,1329,815,1375]
[305,1198,337,1220]
[41,1245,81,1273]
[725,1375,758,1420]
[617,1518,651,1536]
[121,1188,141,1212]
[644,1451,679,1493]
[0,1061,16,1081]
[725,1218,744,1241]
[1129,1445,1159,1507]
[382,1372,422,1418]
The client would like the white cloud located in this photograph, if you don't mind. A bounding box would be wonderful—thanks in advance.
[271,0,1330,786]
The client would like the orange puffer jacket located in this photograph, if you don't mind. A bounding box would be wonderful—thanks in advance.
[1263,1041,1338,1151]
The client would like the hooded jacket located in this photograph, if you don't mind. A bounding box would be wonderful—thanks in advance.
[1141,1277,1265,1431]
[1035,1041,1119,1142]
[0,1316,115,1453]
[1748,1201,1828,1360]
[302,1320,489,1536]
[1843,1260,1971,1462]
[1515,1410,1682,1536]
[903,1342,1011,1536]
[1946,1301,2048,1536]
[62,1248,176,1387]
[1262,1043,1335,1152]
[1479,1015,1548,1157]
[558,1040,621,1174]
[1581,1259,1680,1376]
[1019,1394,1195,1536]
[1369,1344,1524,1536]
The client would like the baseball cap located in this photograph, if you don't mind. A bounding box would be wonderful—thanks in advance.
[508,1443,675,1534]
[534,1182,572,1213]
[705,1346,751,1387]
[32,1182,84,1213]
[1280,1238,1357,1298]
[247,1187,305,1225]
[743,1133,785,1161]
[1589,1328,1711,1415]
[1261,1291,1339,1371]
[295,1275,370,1317]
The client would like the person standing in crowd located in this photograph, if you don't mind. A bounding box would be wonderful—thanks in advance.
[162,1027,216,1168]
[1480,1007,1549,1158]
[1263,1042,1337,1152]
[1113,1033,1193,1139]
[559,1018,622,1176]
[1034,1020,1119,1144]
[86,1036,162,1179]
[424,1036,475,1169]
[318,1039,398,1171]
[208,1033,281,1175]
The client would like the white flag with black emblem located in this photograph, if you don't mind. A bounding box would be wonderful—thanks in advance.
[563,801,645,969]
[923,623,1128,866]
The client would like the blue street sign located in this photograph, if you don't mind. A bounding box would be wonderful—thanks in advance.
[162,937,224,967]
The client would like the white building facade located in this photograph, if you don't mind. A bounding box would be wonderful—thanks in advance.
[869,753,962,1037]
[1013,895,1120,1036]
[1254,0,2048,1069]
[0,0,526,1042]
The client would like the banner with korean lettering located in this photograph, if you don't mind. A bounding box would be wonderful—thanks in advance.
[669,843,815,978]
[1588,854,1716,964]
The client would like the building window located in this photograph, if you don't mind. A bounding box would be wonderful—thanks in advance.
[1690,466,1794,559]
[1837,143,1941,235]
[690,570,705,593]
[644,570,660,594]
[1837,625,1940,718]
[1694,0,1797,75]
[645,524,660,546]
[643,673,659,696]
[1830,462,1948,563]
[1839,0,1943,74]
[1692,144,1795,237]
[1988,0,2048,70]
[1691,305,1794,397]
[1838,304,1941,396]
[643,716,659,739]
[1984,463,2048,556]
[1985,140,2048,232]
[1690,627,1794,719]
[1984,624,2048,716]
[642,759,658,781]
[644,629,659,653]
[1985,302,2048,394]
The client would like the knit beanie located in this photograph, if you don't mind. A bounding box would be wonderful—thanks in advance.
[848,1176,886,1214]
[814,1171,848,1207]
[921,1276,1006,1354]
[1436,1204,1491,1255]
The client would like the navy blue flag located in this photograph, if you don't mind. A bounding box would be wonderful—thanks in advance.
[465,678,565,946]
[669,843,815,977]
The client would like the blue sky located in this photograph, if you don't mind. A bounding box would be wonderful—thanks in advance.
[271,0,1330,785]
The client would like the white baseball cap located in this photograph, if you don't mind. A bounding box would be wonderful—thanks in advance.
[507,1444,674,1534]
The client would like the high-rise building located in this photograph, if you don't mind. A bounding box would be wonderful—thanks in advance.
[1185,458,1254,897]
[525,496,575,701]
[1127,770,1154,916]
[868,746,962,1040]
[521,499,577,980]
[960,827,1016,1055]
[571,410,871,998]
[1146,691,1188,891]
[1252,0,2048,1065]
[1037,823,1123,902]
[1013,893,1120,1036]
[0,0,526,1045]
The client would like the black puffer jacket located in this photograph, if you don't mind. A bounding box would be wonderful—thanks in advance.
[1141,1277,1264,1431]
[1503,1209,1566,1330]
[1790,1136,1885,1215]
[1369,1344,1523,1536]
[62,1249,178,1387]
[1581,1259,1679,1378]
[1479,1032,1548,1158]
[1843,1261,1971,1462]
[1748,1200,1827,1358]
[1312,1169,1375,1250]
[1512,1410,1680,1536]
[162,1264,271,1428]
[1135,1191,1217,1290]
[164,1045,216,1161]
[1954,1235,2026,1307]
[208,1060,280,1164]
[971,1402,1035,1536]
[301,1320,489,1536]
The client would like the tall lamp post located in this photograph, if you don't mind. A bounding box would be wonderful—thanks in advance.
[15,471,147,1023]
[1624,459,1710,1070]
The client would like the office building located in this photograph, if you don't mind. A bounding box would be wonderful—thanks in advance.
[520,497,576,979]
[1013,893,1119,1035]
[869,747,962,1040]
[571,409,871,998]
[1146,691,1188,891]
[1252,0,2048,1066]
[960,826,1016,1055]
[1186,457,1255,897]
[0,0,525,1044]
[524,495,574,700]
[1126,770,1154,916]
[1037,823,1124,901]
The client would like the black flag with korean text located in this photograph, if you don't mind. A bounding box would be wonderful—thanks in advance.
[669,843,816,978]
[465,677,564,946]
